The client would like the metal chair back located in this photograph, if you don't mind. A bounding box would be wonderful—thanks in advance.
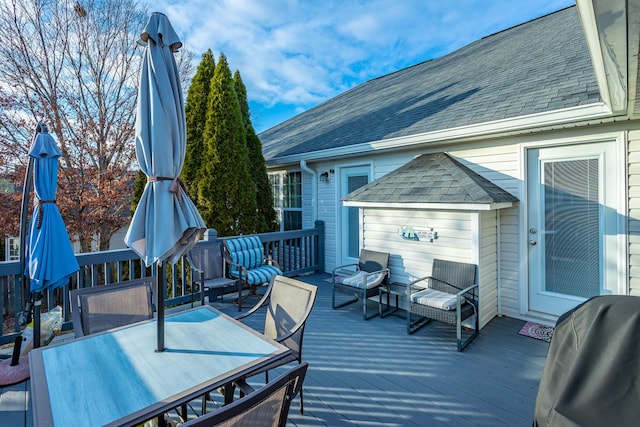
[70,278,154,337]
[181,362,308,427]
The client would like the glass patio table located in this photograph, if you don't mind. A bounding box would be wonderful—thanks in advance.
[29,305,291,427]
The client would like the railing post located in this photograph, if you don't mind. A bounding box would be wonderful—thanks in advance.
[202,228,219,243]
[315,220,325,273]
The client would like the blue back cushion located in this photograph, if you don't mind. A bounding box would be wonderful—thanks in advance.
[226,236,264,276]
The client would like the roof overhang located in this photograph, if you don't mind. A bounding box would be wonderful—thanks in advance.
[342,201,516,211]
[577,0,640,118]
[266,102,613,166]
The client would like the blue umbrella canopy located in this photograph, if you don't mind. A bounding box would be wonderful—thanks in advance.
[26,132,79,292]
[125,12,206,267]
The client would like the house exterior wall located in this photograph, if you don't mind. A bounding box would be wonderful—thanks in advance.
[268,121,640,325]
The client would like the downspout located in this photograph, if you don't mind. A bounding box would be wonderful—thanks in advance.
[300,160,317,222]
[497,209,502,316]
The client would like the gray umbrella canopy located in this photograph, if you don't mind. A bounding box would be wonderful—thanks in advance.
[125,12,206,268]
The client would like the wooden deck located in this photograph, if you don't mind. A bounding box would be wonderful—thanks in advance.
[0,273,550,427]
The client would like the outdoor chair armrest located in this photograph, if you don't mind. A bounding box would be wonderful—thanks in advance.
[189,263,204,275]
[407,276,432,292]
[224,258,248,280]
[264,255,281,269]
[457,283,479,302]
[235,278,275,321]
[332,263,359,275]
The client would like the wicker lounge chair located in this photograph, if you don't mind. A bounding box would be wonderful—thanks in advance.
[332,249,390,320]
[406,259,478,351]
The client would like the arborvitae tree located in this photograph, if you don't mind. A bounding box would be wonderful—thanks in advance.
[130,170,147,217]
[198,54,257,235]
[181,50,215,202]
[234,71,277,233]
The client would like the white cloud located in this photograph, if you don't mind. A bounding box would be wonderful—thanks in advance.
[142,0,576,131]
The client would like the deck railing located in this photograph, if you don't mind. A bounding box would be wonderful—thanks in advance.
[0,221,324,345]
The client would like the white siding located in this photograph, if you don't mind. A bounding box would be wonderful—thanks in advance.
[361,207,473,307]
[449,146,522,318]
[479,210,498,327]
[629,130,640,296]
[301,168,314,229]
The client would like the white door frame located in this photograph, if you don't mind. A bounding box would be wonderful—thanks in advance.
[522,134,627,318]
[338,165,370,267]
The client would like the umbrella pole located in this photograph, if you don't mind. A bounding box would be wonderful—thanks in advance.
[33,293,42,348]
[156,262,165,352]
[16,153,33,326]
[18,122,47,347]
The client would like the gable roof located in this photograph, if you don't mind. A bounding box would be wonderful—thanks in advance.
[342,152,518,210]
[260,6,601,163]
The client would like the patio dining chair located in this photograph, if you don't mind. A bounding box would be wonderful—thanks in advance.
[187,241,242,310]
[332,249,390,320]
[181,362,308,427]
[233,275,317,415]
[69,277,154,338]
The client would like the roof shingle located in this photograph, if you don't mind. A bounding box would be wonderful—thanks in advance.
[343,152,518,205]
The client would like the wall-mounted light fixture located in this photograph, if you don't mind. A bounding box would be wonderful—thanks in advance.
[319,169,334,182]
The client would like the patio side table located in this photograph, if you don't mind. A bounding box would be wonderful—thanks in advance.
[379,281,409,318]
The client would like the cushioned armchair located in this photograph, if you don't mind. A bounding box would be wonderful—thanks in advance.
[407,259,479,351]
[332,249,390,320]
[222,236,282,307]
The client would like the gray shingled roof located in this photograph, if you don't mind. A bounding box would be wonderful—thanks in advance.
[260,6,600,161]
[343,152,518,205]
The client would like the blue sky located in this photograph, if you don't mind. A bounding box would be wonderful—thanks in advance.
[144,0,576,133]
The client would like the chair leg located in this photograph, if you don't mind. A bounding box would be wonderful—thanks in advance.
[407,310,431,334]
[235,283,265,309]
[363,294,378,320]
[332,291,358,309]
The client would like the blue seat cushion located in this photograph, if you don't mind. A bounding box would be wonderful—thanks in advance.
[226,236,265,273]
[231,265,282,285]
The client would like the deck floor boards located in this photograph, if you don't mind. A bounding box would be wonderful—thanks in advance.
[0,273,550,427]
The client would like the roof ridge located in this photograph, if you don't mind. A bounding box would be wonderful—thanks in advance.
[480,5,575,40]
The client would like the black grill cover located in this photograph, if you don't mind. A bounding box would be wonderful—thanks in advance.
[533,295,640,426]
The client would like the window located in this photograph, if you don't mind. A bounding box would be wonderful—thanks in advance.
[269,171,302,231]
[6,237,19,261]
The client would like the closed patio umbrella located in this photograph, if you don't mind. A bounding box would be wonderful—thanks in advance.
[125,12,206,351]
[22,123,79,348]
